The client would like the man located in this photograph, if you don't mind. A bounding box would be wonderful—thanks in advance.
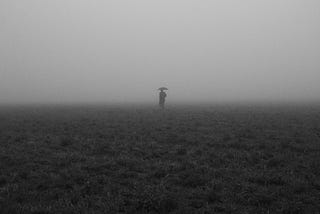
[159,89,167,109]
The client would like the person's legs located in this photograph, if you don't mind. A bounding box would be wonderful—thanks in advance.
[159,100,165,108]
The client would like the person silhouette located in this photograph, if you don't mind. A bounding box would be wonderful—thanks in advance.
[159,88,167,109]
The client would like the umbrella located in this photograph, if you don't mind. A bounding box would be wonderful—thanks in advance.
[158,87,168,90]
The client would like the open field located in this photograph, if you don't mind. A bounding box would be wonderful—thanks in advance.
[0,104,320,213]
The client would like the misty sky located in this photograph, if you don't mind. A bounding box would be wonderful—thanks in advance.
[1,0,320,104]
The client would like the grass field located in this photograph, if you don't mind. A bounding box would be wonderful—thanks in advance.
[0,104,320,213]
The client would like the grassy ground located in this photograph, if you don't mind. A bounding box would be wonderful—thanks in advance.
[0,104,320,213]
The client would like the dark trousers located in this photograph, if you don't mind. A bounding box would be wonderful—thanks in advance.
[159,100,165,108]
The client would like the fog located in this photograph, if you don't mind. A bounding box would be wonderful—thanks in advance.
[1,0,320,104]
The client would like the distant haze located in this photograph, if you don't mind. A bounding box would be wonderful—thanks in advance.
[1,0,320,104]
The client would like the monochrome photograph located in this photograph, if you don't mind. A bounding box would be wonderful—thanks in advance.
[0,1,320,213]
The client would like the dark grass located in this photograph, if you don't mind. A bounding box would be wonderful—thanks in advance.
[0,104,320,213]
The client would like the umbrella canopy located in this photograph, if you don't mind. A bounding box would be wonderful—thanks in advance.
[158,87,168,90]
